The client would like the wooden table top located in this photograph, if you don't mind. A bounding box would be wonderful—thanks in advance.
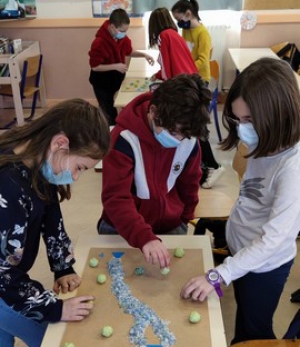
[232,339,300,347]
[41,235,227,347]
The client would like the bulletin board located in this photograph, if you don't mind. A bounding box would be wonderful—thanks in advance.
[243,0,300,10]
[61,247,212,347]
[0,0,36,17]
[92,0,133,17]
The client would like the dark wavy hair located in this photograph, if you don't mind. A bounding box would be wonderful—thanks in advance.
[221,58,300,158]
[0,99,110,201]
[150,73,211,138]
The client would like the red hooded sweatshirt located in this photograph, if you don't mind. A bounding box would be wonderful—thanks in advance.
[100,92,202,250]
[155,28,198,80]
[89,19,132,67]
[89,20,132,91]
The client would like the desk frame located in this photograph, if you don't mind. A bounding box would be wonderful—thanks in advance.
[0,41,46,126]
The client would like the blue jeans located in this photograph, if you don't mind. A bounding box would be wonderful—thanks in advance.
[0,298,48,347]
[98,220,188,235]
[231,259,293,345]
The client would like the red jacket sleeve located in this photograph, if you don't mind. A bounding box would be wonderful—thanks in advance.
[101,147,160,250]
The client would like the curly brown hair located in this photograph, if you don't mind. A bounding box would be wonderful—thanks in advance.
[150,73,211,138]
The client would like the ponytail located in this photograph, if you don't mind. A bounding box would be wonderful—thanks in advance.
[171,0,200,21]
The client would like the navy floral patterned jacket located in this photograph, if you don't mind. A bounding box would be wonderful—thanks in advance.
[0,162,76,323]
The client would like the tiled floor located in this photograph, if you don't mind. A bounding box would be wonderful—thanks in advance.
[4,102,299,346]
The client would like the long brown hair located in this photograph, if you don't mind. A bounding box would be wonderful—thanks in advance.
[148,7,178,48]
[221,58,300,158]
[0,99,110,201]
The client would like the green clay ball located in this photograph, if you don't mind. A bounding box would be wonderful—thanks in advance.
[160,267,170,275]
[63,343,75,347]
[173,247,185,258]
[101,326,113,337]
[89,257,99,268]
[134,267,145,276]
[189,311,201,324]
[97,274,107,284]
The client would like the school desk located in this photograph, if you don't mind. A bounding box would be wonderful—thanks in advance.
[232,340,300,347]
[41,234,227,347]
[228,48,300,89]
[0,41,46,126]
[114,50,160,108]
[228,48,280,73]
[126,49,160,78]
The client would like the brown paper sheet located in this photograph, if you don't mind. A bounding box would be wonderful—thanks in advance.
[61,248,212,347]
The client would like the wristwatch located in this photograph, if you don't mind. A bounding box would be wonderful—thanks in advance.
[206,269,223,297]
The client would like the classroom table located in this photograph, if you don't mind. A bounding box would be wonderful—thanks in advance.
[114,50,160,108]
[195,188,234,219]
[126,49,160,78]
[228,48,280,72]
[41,234,227,347]
[228,47,300,89]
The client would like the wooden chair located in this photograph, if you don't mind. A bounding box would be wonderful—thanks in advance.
[231,339,300,347]
[0,54,43,127]
[209,60,222,142]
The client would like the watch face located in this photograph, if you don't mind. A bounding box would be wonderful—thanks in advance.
[209,271,219,282]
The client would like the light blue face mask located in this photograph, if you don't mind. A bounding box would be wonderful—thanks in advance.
[41,153,74,185]
[237,123,259,147]
[115,31,126,40]
[153,123,181,148]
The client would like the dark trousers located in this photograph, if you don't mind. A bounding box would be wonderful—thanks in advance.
[89,69,125,125]
[200,138,219,169]
[92,86,118,125]
[231,259,293,345]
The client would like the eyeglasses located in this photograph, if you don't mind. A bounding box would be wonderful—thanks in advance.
[225,116,240,126]
[225,114,252,126]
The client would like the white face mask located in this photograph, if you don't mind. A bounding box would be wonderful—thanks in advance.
[237,123,259,147]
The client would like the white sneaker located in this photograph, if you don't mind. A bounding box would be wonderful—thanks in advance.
[201,166,225,189]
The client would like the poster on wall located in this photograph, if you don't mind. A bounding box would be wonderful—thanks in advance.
[23,0,37,17]
[92,0,133,17]
[0,0,36,19]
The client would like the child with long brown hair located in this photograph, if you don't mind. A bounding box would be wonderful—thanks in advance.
[0,99,110,347]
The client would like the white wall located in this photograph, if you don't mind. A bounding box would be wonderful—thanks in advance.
[36,0,92,18]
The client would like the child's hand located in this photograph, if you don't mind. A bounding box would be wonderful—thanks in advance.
[150,73,157,81]
[145,54,155,66]
[61,295,95,321]
[180,275,214,302]
[53,273,81,294]
[114,63,128,73]
[142,239,170,268]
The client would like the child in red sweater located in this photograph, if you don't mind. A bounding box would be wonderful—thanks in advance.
[89,9,154,125]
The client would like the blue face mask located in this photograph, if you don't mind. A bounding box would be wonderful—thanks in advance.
[153,124,181,148]
[237,123,259,147]
[177,19,191,29]
[41,153,74,185]
[115,31,126,40]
